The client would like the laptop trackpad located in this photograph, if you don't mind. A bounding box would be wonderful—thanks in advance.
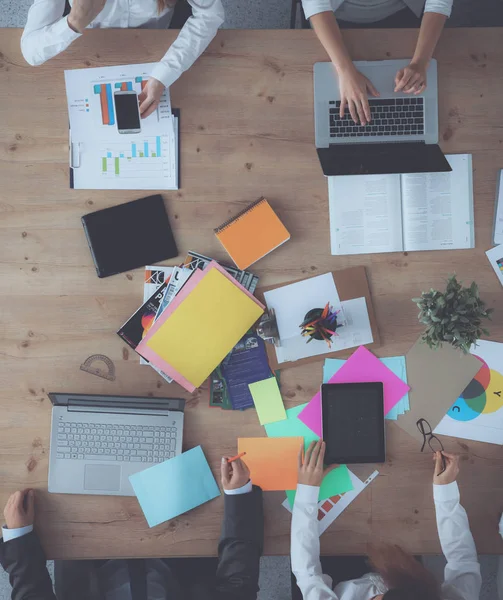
[84,464,121,492]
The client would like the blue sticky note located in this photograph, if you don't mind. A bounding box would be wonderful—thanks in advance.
[323,356,409,421]
[129,446,221,528]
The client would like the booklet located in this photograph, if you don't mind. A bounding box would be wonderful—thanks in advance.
[328,154,474,255]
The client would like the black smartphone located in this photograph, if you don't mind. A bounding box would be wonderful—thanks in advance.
[114,91,141,134]
[321,382,385,464]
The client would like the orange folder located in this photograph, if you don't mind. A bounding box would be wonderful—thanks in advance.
[214,198,290,270]
[237,437,302,491]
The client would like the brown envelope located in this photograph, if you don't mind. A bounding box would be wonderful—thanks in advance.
[396,336,482,443]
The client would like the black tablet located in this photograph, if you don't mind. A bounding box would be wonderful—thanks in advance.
[321,382,385,464]
[81,194,178,278]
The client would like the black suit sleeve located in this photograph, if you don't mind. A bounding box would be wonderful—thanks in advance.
[0,532,56,600]
[213,486,264,600]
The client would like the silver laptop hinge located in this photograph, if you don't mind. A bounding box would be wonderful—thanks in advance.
[67,405,170,417]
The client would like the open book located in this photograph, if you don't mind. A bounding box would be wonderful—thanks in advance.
[328,154,474,255]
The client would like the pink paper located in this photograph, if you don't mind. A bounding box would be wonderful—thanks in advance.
[136,261,264,393]
[298,346,410,437]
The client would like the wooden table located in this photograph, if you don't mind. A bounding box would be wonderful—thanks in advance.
[1,27,503,560]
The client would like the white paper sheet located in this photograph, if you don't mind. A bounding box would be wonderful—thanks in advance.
[282,470,379,534]
[272,297,373,364]
[486,245,503,288]
[434,340,503,445]
[65,63,178,190]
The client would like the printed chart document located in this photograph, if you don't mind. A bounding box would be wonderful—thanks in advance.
[329,154,474,255]
[65,63,178,190]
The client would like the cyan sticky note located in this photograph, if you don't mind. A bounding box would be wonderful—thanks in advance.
[264,403,319,450]
[323,356,410,421]
[129,446,221,528]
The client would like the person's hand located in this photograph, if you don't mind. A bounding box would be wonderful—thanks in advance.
[394,62,427,95]
[138,78,166,119]
[338,66,380,126]
[221,457,251,491]
[3,490,35,529]
[67,0,107,33]
[298,440,337,487]
[433,451,459,485]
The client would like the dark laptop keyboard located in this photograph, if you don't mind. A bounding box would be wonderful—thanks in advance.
[329,97,424,138]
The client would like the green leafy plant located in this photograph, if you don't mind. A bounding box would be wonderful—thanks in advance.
[412,275,493,354]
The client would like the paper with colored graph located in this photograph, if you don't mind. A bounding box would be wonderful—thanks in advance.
[249,377,286,425]
[137,262,264,392]
[299,346,410,437]
[65,63,178,190]
[129,446,220,528]
[237,437,302,491]
[323,356,410,420]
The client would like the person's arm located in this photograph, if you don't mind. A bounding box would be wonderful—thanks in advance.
[291,441,339,600]
[0,490,56,600]
[140,0,224,118]
[394,0,452,93]
[432,452,482,600]
[307,11,379,126]
[20,0,106,67]
[213,457,263,600]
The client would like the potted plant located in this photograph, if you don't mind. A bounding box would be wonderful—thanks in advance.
[412,275,493,354]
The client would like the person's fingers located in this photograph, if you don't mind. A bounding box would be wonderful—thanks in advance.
[220,457,231,484]
[232,459,245,478]
[348,99,359,125]
[141,100,158,119]
[25,490,35,519]
[395,69,413,92]
[138,90,147,104]
[441,451,457,459]
[361,95,371,124]
[11,491,22,510]
[414,82,426,95]
[434,451,443,475]
[366,77,380,98]
[404,73,422,93]
[304,441,317,467]
[298,442,304,469]
[309,441,322,468]
[394,68,404,87]
[339,96,347,120]
[315,441,326,470]
[355,99,367,126]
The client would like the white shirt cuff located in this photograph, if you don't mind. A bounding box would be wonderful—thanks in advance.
[2,524,33,542]
[150,64,179,91]
[295,483,320,503]
[56,16,82,43]
[433,480,459,502]
[224,480,253,495]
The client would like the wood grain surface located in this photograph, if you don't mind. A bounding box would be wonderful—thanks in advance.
[1,28,503,559]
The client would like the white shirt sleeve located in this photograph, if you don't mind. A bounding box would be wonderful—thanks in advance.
[150,0,225,89]
[434,482,482,600]
[223,480,253,495]
[424,0,452,17]
[291,484,339,600]
[21,0,82,66]
[301,0,336,20]
[2,524,34,542]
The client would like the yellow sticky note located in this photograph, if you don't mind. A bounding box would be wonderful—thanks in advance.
[146,268,264,388]
[249,378,287,425]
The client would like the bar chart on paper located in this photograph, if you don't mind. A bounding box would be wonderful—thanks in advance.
[101,136,173,179]
[65,63,178,190]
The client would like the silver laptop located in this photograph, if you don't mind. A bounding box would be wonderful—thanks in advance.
[48,393,184,496]
[314,59,451,176]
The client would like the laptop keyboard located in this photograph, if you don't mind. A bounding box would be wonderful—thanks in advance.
[56,422,177,462]
[329,97,424,138]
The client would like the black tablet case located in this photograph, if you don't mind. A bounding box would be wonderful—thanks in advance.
[81,194,178,278]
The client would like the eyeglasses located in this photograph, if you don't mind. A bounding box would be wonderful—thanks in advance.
[416,418,446,476]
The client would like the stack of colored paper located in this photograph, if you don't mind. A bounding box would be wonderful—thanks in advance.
[323,356,410,420]
[137,261,264,392]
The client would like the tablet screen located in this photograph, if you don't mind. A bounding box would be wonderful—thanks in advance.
[322,382,385,464]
